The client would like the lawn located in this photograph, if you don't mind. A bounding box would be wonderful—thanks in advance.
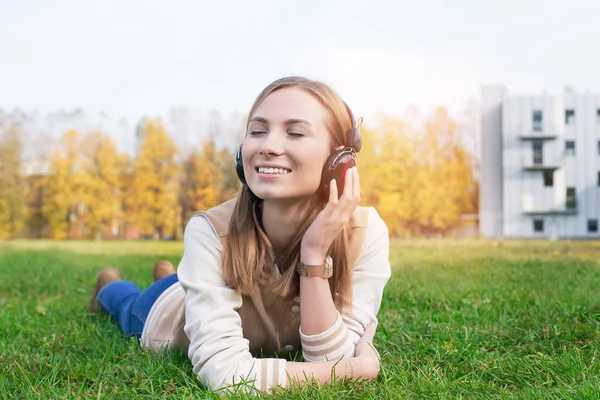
[1,239,600,399]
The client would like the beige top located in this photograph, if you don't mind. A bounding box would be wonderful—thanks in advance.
[140,200,391,394]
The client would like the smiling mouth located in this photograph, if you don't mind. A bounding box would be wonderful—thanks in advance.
[256,167,292,175]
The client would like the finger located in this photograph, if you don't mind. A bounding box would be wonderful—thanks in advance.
[353,167,361,200]
[342,166,354,199]
[328,178,338,205]
[329,168,358,219]
[340,168,360,212]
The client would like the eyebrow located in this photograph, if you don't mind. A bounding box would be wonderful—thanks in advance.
[249,117,312,126]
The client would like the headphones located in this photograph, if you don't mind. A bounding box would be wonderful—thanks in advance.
[235,103,362,201]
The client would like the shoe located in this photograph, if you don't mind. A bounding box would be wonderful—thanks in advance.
[153,260,176,282]
[89,266,121,313]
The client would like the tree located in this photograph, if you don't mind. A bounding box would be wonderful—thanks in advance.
[127,118,179,239]
[179,141,224,225]
[41,129,83,239]
[355,125,380,207]
[381,119,423,237]
[0,124,26,238]
[216,145,240,201]
[79,131,126,239]
[357,111,477,237]
[358,118,421,237]
[415,107,477,235]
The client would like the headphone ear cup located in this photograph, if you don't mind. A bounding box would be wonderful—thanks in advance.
[235,144,246,185]
[235,144,261,202]
[320,150,356,199]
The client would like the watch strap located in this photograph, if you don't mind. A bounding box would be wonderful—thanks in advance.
[296,256,333,278]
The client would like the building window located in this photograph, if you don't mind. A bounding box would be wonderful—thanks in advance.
[532,141,543,165]
[565,140,575,155]
[598,140,600,155]
[597,109,600,125]
[543,171,554,186]
[533,219,544,233]
[589,219,598,233]
[532,110,543,132]
[566,187,577,209]
[598,171,600,187]
[565,109,575,125]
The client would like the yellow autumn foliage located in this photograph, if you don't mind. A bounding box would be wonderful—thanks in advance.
[0,124,27,239]
[180,141,224,222]
[359,108,477,237]
[40,129,85,239]
[126,119,179,239]
[79,132,126,239]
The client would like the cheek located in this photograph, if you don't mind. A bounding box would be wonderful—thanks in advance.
[301,151,329,183]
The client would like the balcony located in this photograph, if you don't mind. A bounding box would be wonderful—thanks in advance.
[521,153,562,171]
[522,164,561,171]
[516,124,559,140]
[523,208,578,216]
[522,195,577,215]
[520,133,558,140]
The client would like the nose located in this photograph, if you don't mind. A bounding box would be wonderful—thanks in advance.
[258,132,284,157]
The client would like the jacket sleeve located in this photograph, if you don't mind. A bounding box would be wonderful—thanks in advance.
[300,207,392,362]
[178,215,287,394]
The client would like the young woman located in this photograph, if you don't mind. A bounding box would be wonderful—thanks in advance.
[90,76,391,394]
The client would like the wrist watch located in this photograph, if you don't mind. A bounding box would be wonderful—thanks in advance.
[296,256,333,279]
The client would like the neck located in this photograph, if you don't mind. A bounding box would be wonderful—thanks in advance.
[261,199,312,254]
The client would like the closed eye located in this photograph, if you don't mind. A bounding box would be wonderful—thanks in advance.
[249,130,267,136]
[288,132,304,137]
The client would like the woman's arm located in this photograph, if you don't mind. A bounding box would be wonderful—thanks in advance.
[299,168,362,336]
[299,208,391,362]
[297,168,391,363]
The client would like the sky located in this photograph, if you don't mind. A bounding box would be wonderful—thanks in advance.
[1,0,600,125]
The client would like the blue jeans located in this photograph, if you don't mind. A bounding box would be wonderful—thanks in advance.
[97,273,179,338]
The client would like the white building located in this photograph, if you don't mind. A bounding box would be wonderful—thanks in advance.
[480,86,600,239]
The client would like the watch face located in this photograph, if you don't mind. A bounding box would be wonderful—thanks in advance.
[325,256,333,276]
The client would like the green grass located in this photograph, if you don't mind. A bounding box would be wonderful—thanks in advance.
[1,239,600,399]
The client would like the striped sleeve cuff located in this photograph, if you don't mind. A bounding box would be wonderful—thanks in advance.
[299,312,355,362]
[217,358,287,394]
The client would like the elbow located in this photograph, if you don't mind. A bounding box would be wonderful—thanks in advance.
[194,362,258,396]
[190,349,284,395]
[188,345,254,394]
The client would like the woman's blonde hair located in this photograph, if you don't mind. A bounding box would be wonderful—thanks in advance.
[222,76,355,311]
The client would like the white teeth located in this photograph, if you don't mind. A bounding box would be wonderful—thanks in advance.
[258,167,290,174]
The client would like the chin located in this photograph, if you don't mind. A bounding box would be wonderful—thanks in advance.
[249,182,320,203]
[254,191,316,203]
[254,192,290,201]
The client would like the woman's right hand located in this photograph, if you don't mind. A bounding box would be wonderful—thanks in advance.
[353,322,381,380]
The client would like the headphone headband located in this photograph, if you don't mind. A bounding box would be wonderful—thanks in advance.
[343,102,363,152]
